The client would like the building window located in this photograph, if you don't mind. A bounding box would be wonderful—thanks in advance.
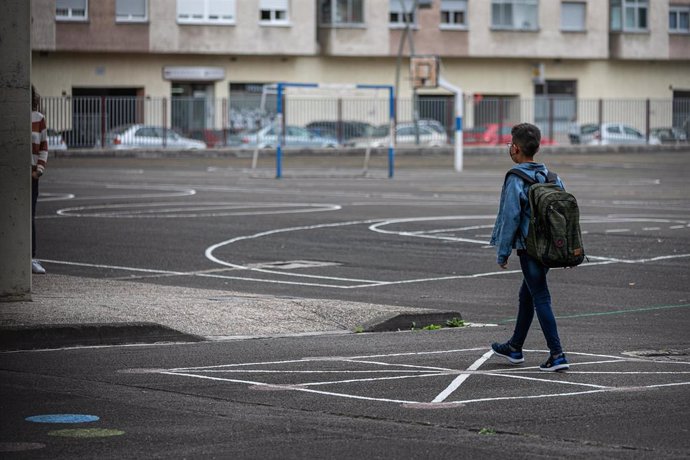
[116,0,148,23]
[440,0,467,28]
[670,5,690,33]
[389,0,415,27]
[177,0,236,25]
[610,0,648,32]
[56,0,88,21]
[319,0,364,26]
[491,0,538,31]
[260,0,289,24]
[560,1,585,31]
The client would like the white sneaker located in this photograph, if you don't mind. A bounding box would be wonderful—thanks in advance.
[31,259,46,274]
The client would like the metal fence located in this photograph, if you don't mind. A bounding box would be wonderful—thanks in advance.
[40,95,690,149]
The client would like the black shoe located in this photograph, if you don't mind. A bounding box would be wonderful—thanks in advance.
[491,342,524,364]
[540,353,570,372]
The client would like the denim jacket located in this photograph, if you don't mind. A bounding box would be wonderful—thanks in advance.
[490,162,565,265]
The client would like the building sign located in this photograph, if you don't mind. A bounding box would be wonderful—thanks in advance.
[162,66,225,81]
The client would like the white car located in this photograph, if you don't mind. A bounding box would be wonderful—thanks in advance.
[585,123,647,145]
[47,129,67,151]
[349,123,448,148]
[106,124,206,150]
[241,125,338,149]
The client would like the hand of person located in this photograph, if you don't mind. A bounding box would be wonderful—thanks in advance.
[31,170,41,180]
[499,259,509,269]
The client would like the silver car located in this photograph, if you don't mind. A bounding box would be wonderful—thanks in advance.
[106,124,206,150]
[241,125,338,148]
[586,123,647,145]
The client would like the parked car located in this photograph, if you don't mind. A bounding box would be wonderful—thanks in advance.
[583,123,647,145]
[305,121,373,143]
[649,127,687,144]
[464,123,555,146]
[47,129,67,151]
[105,124,206,150]
[347,123,448,148]
[568,123,600,144]
[241,125,339,148]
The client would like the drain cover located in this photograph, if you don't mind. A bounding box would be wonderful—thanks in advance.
[248,260,341,270]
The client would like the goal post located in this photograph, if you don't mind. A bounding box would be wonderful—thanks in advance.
[274,82,396,179]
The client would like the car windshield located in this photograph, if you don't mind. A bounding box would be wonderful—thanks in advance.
[581,124,599,134]
[371,125,389,137]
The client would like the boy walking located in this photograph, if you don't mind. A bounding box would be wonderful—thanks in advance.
[490,123,569,372]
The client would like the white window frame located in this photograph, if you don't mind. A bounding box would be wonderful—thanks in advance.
[669,5,690,34]
[610,0,648,32]
[491,0,539,31]
[56,0,88,21]
[560,1,586,32]
[440,0,467,29]
[177,0,236,25]
[259,0,290,26]
[319,0,364,26]
[116,0,148,23]
[389,0,416,28]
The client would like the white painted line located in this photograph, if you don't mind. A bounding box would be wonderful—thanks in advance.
[605,229,631,233]
[642,227,661,231]
[484,372,612,389]
[432,350,494,403]
[159,348,690,409]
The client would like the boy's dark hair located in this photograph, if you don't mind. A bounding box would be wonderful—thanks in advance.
[511,123,541,157]
[31,85,40,111]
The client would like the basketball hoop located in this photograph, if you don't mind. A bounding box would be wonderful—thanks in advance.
[410,55,439,89]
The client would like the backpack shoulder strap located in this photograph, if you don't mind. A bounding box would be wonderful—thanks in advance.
[545,170,558,184]
[505,168,536,185]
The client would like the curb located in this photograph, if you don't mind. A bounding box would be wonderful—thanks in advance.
[362,311,463,332]
[0,322,204,352]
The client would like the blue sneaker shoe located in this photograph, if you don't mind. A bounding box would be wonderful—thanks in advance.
[540,353,570,372]
[491,342,524,364]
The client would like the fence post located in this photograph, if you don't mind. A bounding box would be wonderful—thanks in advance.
[598,98,603,128]
[222,98,228,147]
[645,98,650,142]
[162,97,167,148]
[100,96,106,148]
[549,97,554,141]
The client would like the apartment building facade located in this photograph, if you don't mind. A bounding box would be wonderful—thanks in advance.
[30,0,690,138]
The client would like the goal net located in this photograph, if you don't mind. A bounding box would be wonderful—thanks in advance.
[246,82,395,179]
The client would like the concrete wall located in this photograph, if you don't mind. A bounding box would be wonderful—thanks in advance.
[1,0,32,300]
[32,51,690,102]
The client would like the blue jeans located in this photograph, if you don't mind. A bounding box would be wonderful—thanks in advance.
[509,252,563,355]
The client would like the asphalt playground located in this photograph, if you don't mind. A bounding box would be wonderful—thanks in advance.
[1,148,689,458]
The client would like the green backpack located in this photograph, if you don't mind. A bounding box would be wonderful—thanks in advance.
[507,169,586,268]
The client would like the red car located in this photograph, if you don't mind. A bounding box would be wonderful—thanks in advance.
[463,123,555,146]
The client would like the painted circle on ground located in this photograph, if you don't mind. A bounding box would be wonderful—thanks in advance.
[47,428,125,438]
[0,442,46,452]
[25,414,100,424]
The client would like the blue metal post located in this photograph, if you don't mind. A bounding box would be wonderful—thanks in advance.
[388,86,395,178]
[276,83,283,179]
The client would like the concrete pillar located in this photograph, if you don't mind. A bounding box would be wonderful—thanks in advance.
[0,1,32,301]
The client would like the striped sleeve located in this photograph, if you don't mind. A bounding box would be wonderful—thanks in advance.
[32,111,49,174]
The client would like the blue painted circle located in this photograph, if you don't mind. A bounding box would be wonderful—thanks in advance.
[25,414,100,424]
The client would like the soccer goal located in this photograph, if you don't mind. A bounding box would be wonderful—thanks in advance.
[261,82,395,179]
